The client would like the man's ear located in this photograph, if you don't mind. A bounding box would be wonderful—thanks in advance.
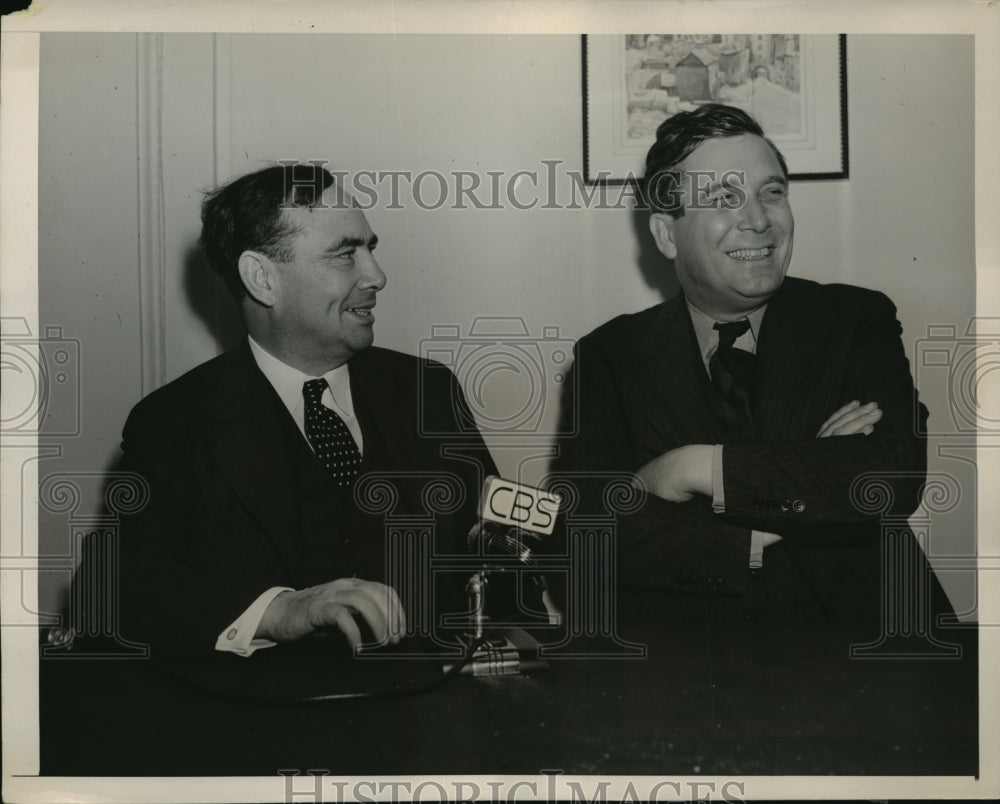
[237,251,278,306]
[649,213,679,261]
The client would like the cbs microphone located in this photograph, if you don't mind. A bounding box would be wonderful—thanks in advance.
[461,476,560,640]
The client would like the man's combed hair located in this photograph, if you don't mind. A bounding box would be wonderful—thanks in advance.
[643,103,789,214]
[199,162,336,298]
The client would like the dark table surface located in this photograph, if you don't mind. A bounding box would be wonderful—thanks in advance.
[39,621,978,778]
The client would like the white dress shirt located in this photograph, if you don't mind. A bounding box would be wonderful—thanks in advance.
[247,335,363,451]
[215,336,363,656]
[686,302,782,568]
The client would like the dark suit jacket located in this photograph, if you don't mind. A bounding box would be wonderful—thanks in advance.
[113,343,497,654]
[554,276,945,624]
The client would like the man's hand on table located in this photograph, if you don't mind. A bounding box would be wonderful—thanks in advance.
[256,578,407,649]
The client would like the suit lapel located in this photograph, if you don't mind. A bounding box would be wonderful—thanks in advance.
[755,278,830,439]
[206,344,301,578]
[634,295,718,452]
[349,349,417,472]
[349,350,438,525]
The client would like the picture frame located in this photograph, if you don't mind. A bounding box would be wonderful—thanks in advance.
[583,33,848,184]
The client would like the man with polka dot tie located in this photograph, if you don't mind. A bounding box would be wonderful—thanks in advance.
[114,163,498,659]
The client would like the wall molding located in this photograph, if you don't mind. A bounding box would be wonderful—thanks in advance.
[212,33,234,186]
[210,33,237,355]
[136,33,167,395]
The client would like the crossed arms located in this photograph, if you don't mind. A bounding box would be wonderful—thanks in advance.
[553,282,928,590]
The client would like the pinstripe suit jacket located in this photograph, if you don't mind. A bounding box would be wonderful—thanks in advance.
[554,276,939,623]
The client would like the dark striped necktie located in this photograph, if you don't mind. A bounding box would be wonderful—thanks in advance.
[302,378,362,487]
[709,319,757,439]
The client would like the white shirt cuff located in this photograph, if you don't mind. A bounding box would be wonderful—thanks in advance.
[711,444,726,513]
[710,445,782,567]
[749,530,765,569]
[215,586,294,657]
[750,530,784,569]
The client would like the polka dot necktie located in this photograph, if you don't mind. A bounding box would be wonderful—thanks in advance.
[302,378,362,487]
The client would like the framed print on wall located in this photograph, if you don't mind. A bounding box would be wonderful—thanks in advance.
[583,33,848,184]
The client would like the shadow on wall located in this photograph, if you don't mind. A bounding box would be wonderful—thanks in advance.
[183,240,245,356]
[631,201,679,301]
[50,241,245,642]
[544,201,680,484]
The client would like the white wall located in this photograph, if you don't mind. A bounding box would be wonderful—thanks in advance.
[37,33,977,618]
[36,34,143,617]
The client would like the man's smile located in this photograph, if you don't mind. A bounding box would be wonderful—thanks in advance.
[346,303,375,320]
[726,247,775,261]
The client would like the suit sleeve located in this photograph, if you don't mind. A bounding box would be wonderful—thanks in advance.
[420,358,500,480]
[554,338,752,595]
[721,290,928,532]
[114,404,277,655]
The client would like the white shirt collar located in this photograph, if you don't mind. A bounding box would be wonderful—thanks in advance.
[247,334,355,421]
[685,299,767,371]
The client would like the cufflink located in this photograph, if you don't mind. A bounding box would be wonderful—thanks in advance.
[227,628,238,640]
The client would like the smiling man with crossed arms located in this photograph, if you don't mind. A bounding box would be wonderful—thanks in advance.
[556,104,951,628]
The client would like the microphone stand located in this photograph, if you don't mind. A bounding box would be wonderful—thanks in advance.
[441,523,549,677]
